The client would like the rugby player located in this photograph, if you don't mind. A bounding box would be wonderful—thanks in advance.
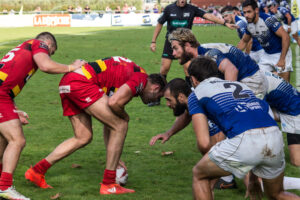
[0,32,85,200]
[149,0,237,106]
[25,56,166,195]
[238,0,292,82]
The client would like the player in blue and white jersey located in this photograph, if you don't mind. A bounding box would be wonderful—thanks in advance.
[238,0,292,82]
[268,1,300,46]
[168,28,267,99]
[186,56,299,200]
[263,70,300,166]
[221,6,265,63]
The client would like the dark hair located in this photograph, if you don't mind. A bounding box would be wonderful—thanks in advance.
[232,6,240,11]
[35,32,57,50]
[242,0,258,9]
[165,78,192,98]
[221,5,233,14]
[148,73,167,92]
[188,56,220,82]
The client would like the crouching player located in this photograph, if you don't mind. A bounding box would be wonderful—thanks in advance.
[25,56,166,194]
[168,56,299,199]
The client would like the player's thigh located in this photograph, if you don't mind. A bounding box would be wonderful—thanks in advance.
[84,95,126,129]
[69,112,92,139]
[193,153,231,180]
[0,119,24,142]
[262,171,284,198]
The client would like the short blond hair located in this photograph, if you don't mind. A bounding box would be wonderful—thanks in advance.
[168,28,200,48]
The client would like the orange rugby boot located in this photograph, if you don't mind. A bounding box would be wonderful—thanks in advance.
[100,183,135,195]
[25,167,52,189]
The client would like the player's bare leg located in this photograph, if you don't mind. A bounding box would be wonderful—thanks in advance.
[0,134,7,169]
[292,33,300,46]
[279,71,290,82]
[0,119,29,200]
[192,153,231,200]
[288,144,300,166]
[160,58,172,77]
[263,172,300,200]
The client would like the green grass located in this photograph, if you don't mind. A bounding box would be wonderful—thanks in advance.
[0,26,299,200]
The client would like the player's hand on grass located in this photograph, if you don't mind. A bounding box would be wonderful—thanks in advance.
[226,23,238,30]
[150,43,156,52]
[16,110,29,125]
[149,132,171,146]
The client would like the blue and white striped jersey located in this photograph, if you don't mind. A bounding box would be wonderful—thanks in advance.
[188,77,277,138]
[245,13,282,54]
[197,43,259,81]
[264,71,300,116]
[270,7,295,24]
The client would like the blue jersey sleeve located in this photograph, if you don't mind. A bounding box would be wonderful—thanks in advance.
[265,16,281,33]
[188,92,205,115]
[205,48,226,67]
[208,120,221,136]
[236,20,247,39]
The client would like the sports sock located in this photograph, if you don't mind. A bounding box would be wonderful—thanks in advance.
[284,176,300,190]
[32,159,52,175]
[0,172,13,191]
[220,175,234,182]
[102,169,116,185]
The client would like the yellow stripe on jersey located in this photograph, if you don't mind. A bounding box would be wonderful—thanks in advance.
[102,87,107,93]
[140,68,146,74]
[96,60,107,72]
[12,85,21,97]
[0,71,8,81]
[82,66,92,80]
[28,68,36,76]
[27,40,34,44]
[114,88,118,92]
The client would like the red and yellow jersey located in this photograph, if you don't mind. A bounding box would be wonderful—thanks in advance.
[0,39,49,98]
[82,56,148,97]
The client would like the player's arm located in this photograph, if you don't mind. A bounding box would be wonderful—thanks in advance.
[149,110,191,145]
[218,58,239,81]
[285,13,292,32]
[192,113,212,154]
[150,23,163,52]
[202,13,237,29]
[33,53,86,74]
[275,26,290,69]
[108,84,133,122]
[237,33,252,51]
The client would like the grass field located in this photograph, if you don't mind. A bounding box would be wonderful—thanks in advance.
[0,26,299,200]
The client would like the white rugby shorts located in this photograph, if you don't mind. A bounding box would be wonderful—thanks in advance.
[240,69,267,99]
[280,112,300,134]
[283,21,298,35]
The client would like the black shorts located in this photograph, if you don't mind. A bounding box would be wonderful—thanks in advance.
[287,133,300,145]
[162,39,176,60]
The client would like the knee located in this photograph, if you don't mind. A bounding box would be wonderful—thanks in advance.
[193,165,202,180]
[76,134,93,147]
[115,120,128,133]
[290,157,300,167]
[14,137,26,149]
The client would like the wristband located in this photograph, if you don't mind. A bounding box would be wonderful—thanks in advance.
[223,21,227,26]
[151,41,156,43]
[68,65,74,72]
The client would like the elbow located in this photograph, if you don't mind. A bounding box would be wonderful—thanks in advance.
[38,64,50,73]
[197,143,211,155]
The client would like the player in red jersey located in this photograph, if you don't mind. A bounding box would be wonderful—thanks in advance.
[0,32,85,200]
[25,56,166,195]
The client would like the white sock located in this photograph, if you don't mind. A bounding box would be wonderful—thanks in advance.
[284,176,300,190]
[220,175,234,182]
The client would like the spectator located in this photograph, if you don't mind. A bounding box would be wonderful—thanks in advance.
[115,6,121,14]
[129,5,136,13]
[67,5,74,14]
[122,3,129,14]
[160,6,164,13]
[202,5,207,11]
[84,5,90,14]
[75,5,82,13]
[2,9,8,15]
[34,6,41,14]
[153,4,159,13]
[236,2,242,11]
[144,6,151,13]
[208,3,215,13]
[105,6,112,13]
[9,9,15,15]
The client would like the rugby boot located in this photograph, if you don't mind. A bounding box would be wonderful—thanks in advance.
[0,186,30,200]
[100,183,135,195]
[25,167,52,189]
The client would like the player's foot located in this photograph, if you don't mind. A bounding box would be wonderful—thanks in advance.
[214,178,237,190]
[25,167,52,189]
[100,183,135,195]
[147,100,160,107]
[0,186,30,200]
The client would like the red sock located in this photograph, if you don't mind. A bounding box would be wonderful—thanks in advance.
[0,172,13,191]
[32,159,52,175]
[102,169,116,185]
[0,163,2,174]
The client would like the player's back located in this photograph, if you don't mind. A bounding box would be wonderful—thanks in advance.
[0,39,48,97]
[190,77,276,138]
[264,71,300,115]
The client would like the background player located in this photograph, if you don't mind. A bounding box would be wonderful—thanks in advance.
[25,56,166,195]
[0,32,85,200]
